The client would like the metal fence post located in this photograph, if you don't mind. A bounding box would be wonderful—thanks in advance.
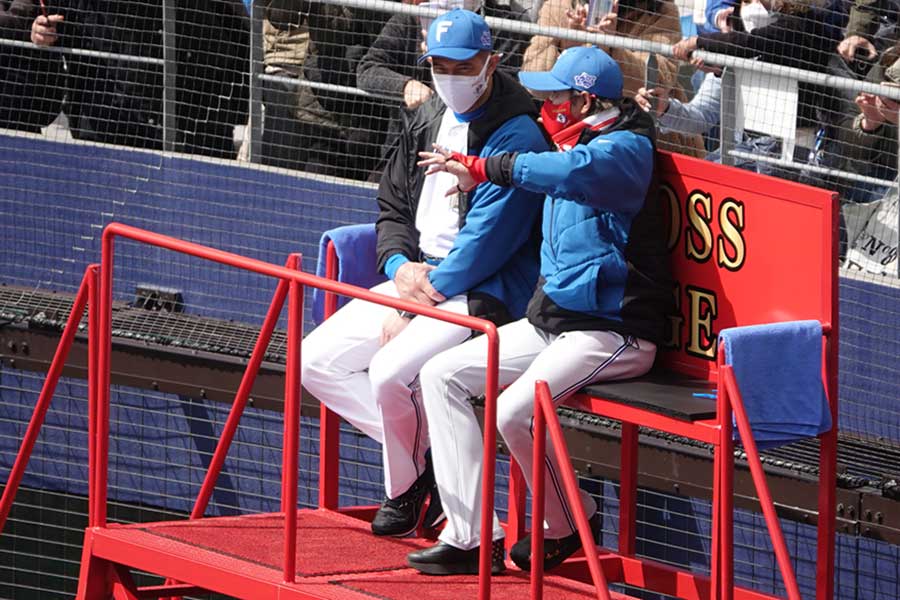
[248,3,265,163]
[162,0,177,153]
[719,67,736,168]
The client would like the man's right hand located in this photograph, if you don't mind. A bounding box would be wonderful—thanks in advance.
[394,261,446,305]
[838,35,877,62]
[635,86,669,116]
[404,79,433,109]
[31,14,64,47]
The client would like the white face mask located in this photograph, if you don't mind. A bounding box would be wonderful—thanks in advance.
[740,1,776,33]
[431,55,492,115]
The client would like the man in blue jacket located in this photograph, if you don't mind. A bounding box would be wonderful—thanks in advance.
[301,9,547,538]
[408,46,673,575]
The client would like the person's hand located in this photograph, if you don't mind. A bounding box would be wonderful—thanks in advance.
[855,92,885,131]
[714,7,734,33]
[31,14,64,47]
[420,28,428,55]
[380,311,411,346]
[875,83,900,125]
[672,36,698,61]
[417,145,479,195]
[394,261,445,305]
[587,0,618,35]
[838,35,877,62]
[404,79,433,109]
[691,57,722,76]
[562,5,589,49]
[635,86,670,116]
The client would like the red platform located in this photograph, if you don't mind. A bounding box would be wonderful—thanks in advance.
[80,509,620,599]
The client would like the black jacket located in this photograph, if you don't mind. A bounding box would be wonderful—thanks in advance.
[375,69,545,322]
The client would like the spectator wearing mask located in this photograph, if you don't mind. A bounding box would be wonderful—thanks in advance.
[673,0,843,178]
[301,9,547,541]
[409,45,672,575]
[523,0,707,158]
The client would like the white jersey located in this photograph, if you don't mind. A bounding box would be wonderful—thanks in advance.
[416,109,469,258]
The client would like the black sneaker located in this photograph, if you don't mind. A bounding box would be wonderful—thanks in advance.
[407,539,506,575]
[371,465,434,537]
[422,480,445,530]
[509,512,601,572]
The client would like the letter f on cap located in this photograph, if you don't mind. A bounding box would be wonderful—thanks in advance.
[436,20,453,41]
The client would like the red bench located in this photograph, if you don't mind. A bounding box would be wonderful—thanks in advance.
[521,151,839,600]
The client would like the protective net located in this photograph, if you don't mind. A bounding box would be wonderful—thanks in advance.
[1,0,899,598]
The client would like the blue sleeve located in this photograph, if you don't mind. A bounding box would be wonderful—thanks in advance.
[700,0,737,33]
[510,131,654,215]
[384,253,410,280]
[428,115,548,298]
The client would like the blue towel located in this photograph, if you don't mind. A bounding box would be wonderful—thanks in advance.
[312,224,386,325]
[719,320,832,450]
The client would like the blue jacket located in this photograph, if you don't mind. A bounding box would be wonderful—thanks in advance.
[427,112,548,320]
[375,70,548,324]
[485,101,673,343]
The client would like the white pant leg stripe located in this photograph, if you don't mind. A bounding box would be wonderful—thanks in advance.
[530,336,633,534]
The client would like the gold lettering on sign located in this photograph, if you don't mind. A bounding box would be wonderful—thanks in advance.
[686,190,713,263]
[686,286,718,359]
[717,198,746,271]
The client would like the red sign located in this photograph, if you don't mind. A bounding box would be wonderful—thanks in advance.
[656,152,838,378]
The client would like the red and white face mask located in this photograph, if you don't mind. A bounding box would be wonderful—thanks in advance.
[540,98,578,137]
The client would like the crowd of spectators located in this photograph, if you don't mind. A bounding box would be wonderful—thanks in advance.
[0,0,898,273]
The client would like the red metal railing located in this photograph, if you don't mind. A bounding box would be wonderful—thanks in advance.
[95,223,502,596]
[0,265,98,535]
[532,381,612,600]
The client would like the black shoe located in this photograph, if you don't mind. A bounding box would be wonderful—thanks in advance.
[407,539,506,575]
[510,512,601,572]
[371,465,434,537]
[422,480,445,530]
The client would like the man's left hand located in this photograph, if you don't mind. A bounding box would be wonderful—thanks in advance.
[380,311,411,346]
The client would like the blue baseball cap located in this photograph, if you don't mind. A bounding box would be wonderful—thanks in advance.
[518,46,623,100]
[419,9,492,63]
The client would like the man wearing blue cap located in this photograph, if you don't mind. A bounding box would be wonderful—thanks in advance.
[408,46,673,575]
[302,9,547,541]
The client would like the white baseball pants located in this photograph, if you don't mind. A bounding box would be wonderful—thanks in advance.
[419,318,657,550]
[301,280,471,498]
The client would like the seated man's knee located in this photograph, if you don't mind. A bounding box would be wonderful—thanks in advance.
[300,337,339,392]
[497,393,534,446]
[419,353,458,411]
[368,350,411,407]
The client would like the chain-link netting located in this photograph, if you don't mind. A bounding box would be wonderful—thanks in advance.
[2,0,900,598]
